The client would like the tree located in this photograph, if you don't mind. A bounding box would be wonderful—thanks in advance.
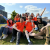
[11,10,18,21]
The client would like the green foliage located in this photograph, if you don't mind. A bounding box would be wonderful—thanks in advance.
[11,10,18,21]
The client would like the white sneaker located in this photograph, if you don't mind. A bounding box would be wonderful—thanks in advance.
[2,35,8,39]
[0,36,2,40]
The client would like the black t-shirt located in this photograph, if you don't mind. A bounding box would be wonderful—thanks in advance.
[34,21,47,31]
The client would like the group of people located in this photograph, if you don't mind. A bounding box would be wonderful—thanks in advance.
[0,7,50,45]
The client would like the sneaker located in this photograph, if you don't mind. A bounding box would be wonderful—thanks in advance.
[28,41,33,45]
[2,35,8,39]
[47,37,50,39]
[16,43,19,45]
[10,36,15,43]
[0,36,2,40]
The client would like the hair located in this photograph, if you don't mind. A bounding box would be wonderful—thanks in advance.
[16,14,20,18]
[37,18,43,24]
[25,13,28,17]
[20,14,21,18]
[20,17,24,19]
[8,19,14,26]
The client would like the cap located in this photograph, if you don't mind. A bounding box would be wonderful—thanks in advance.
[37,16,42,18]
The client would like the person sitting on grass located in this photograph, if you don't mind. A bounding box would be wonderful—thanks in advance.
[0,14,14,40]
[31,16,48,39]
[14,14,20,23]
[25,16,35,45]
[10,17,26,45]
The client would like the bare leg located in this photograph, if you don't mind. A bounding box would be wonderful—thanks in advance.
[29,33,46,39]
[25,30,31,43]
[29,28,46,39]
[25,30,29,38]
[34,36,43,39]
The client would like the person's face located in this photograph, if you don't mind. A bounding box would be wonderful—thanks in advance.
[20,18,24,23]
[36,13,39,16]
[25,14,28,17]
[31,13,34,16]
[37,18,41,23]
[22,14,24,17]
[9,20,12,23]
[28,16,32,21]
[17,14,19,17]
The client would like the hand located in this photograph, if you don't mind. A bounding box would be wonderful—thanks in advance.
[17,29,20,32]
[25,20,28,24]
[44,7,46,10]
[29,31,33,35]
[0,14,3,16]
[5,26,8,28]
[40,28,43,32]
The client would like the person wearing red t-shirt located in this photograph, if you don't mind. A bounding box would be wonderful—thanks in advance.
[25,16,35,45]
[10,17,26,45]
[31,13,37,21]
[14,14,20,23]
[0,14,14,40]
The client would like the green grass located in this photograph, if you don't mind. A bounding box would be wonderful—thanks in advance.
[0,24,50,45]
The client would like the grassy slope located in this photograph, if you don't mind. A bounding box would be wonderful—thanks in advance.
[0,24,50,45]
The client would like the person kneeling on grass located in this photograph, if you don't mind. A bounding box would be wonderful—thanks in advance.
[25,16,35,45]
[0,14,14,39]
[10,17,26,45]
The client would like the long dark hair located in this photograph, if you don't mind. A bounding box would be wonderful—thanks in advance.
[8,19,14,26]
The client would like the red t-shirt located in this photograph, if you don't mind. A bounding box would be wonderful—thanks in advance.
[32,17,37,21]
[7,20,14,29]
[16,22,26,32]
[25,22,35,32]
[14,17,20,21]
[26,17,37,21]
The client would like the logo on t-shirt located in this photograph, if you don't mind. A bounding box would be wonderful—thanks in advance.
[38,24,44,29]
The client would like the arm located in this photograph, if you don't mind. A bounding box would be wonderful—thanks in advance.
[41,23,50,30]
[13,24,20,31]
[25,20,34,25]
[8,26,13,28]
[0,14,8,21]
[3,16,8,21]
[35,25,38,30]
[25,20,28,25]
[40,7,46,16]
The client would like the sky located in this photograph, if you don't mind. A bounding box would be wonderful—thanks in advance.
[0,3,50,19]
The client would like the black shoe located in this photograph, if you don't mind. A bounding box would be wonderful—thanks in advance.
[47,37,50,39]
[10,36,15,43]
[28,41,33,45]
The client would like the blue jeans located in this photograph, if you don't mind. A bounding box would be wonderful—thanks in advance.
[0,27,12,36]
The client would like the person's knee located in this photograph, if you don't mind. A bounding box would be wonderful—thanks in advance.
[1,26,4,29]
[25,30,28,33]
